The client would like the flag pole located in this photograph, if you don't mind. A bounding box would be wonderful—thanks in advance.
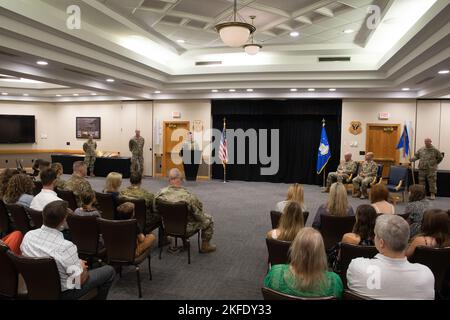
[322,118,327,187]
[223,117,227,183]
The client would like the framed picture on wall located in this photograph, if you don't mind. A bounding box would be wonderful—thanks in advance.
[76,117,101,139]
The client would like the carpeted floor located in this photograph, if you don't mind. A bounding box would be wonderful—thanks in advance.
[79,175,450,300]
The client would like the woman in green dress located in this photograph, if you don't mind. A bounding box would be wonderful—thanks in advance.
[264,227,343,298]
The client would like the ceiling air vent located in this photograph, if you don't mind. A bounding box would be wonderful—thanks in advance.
[195,61,222,66]
[318,57,351,62]
[416,76,435,85]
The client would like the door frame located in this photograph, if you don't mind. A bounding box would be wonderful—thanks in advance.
[366,123,401,164]
[162,120,190,177]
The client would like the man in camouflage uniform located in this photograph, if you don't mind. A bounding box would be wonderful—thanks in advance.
[410,138,443,200]
[322,152,356,193]
[83,135,97,177]
[129,130,145,177]
[120,172,160,227]
[64,161,93,207]
[352,152,378,199]
[154,168,216,253]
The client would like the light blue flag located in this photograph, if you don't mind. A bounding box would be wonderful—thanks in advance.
[317,122,331,174]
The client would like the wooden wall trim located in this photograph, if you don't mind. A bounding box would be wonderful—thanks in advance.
[0,149,84,155]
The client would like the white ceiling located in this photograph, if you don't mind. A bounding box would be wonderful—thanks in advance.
[0,0,449,101]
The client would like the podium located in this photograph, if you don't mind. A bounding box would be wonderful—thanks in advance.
[181,149,202,181]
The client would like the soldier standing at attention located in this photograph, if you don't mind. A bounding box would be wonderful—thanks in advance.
[155,168,216,253]
[64,161,93,208]
[129,130,145,177]
[410,138,443,200]
[352,152,378,199]
[83,134,97,177]
[322,152,356,193]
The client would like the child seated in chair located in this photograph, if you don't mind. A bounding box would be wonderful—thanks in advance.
[116,202,156,257]
[74,190,101,217]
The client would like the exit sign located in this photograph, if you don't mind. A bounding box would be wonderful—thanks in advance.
[378,112,390,120]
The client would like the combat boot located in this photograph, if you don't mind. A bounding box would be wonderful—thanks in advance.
[200,240,216,253]
[430,193,436,200]
[360,190,369,199]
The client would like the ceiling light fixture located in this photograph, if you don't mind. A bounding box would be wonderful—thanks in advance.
[36,60,48,66]
[343,29,354,34]
[229,89,236,92]
[246,88,254,92]
[211,89,219,93]
[106,78,115,83]
[56,94,62,97]
[329,88,336,91]
[73,93,79,96]
[402,88,410,91]
[154,91,161,94]
[243,16,262,56]
[23,93,29,96]
[215,0,255,47]
[438,70,449,74]
[91,93,97,96]
[1,92,8,96]
[289,31,299,37]
[176,39,185,43]
[290,88,298,92]
[308,88,315,92]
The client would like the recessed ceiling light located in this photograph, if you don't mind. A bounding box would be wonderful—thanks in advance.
[36,60,48,66]
[73,93,79,96]
[154,91,161,94]
[308,88,315,92]
[438,70,449,74]
[343,29,354,34]
[1,92,8,96]
[290,88,298,92]
[211,89,219,93]
[56,94,62,97]
[329,88,336,92]
[289,31,299,37]
[106,78,115,83]
[23,93,29,96]
[246,89,254,92]
[402,88,410,91]
[91,93,97,96]
[229,89,236,92]
[176,39,185,43]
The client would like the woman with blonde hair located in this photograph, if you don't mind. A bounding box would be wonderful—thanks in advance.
[312,182,354,229]
[275,183,307,212]
[103,172,123,201]
[264,227,343,298]
[267,201,304,241]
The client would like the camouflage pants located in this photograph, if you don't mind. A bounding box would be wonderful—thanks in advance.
[418,169,437,194]
[84,155,96,174]
[326,172,349,187]
[353,176,373,193]
[187,213,214,241]
[131,155,144,176]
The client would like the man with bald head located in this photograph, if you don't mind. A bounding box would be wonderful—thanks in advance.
[352,152,378,199]
[322,152,356,193]
[154,168,216,253]
[410,138,443,200]
[129,129,145,177]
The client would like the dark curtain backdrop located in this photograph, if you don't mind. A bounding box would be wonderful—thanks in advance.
[211,99,342,185]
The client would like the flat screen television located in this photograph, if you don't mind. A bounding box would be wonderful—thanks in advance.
[0,115,36,143]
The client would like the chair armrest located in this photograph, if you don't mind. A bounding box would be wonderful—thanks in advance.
[394,180,403,191]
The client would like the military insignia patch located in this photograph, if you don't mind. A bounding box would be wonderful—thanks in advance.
[349,121,362,135]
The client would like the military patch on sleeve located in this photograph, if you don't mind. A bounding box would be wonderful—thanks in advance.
[349,121,362,135]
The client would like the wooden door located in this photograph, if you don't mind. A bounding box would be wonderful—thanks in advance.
[366,124,400,177]
[162,121,190,177]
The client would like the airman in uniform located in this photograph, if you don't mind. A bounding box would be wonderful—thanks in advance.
[154,168,216,253]
[129,130,145,177]
[83,135,97,177]
[64,161,93,207]
[352,152,378,199]
[322,152,356,192]
[410,138,443,200]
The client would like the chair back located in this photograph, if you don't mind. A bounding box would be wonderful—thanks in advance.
[98,218,137,263]
[155,199,189,237]
[336,243,378,285]
[409,246,450,294]
[6,251,61,300]
[376,164,384,178]
[95,192,116,220]
[116,198,147,229]
[5,203,32,234]
[26,207,43,228]
[261,287,335,300]
[0,242,18,298]
[0,200,10,235]
[270,210,309,229]
[266,238,291,266]
[343,289,373,300]
[66,214,100,255]
[320,214,356,250]
[33,181,43,196]
[56,189,78,211]
[387,166,408,188]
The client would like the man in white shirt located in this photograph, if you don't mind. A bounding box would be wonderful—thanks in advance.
[21,200,115,300]
[30,168,61,211]
[347,214,435,300]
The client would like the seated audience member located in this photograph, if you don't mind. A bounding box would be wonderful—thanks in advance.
[155,168,216,253]
[116,202,156,257]
[352,152,378,199]
[20,201,115,300]
[120,172,159,226]
[51,162,66,190]
[64,161,93,207]
[267,201,304,241]
[0,168,20,200]
[347,214,435,299]
[103,172,123,201]
[31,159,43,178]
[342,204,377,246]
[30,168,62,211]
[264,227,343,298]
[3,174,34,207]
[36,160,51,181]
[74,190,101,217]
[406,209,450,258]
[275,183,307,213]
[323,152,356,193]
[312,182,354,229]
[1,231,24,255]
[405,184,430,238]
[370,184,395,215]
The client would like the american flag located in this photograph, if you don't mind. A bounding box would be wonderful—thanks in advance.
[219,127,228,165]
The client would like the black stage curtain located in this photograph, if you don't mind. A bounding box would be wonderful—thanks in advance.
[211,99,342,185]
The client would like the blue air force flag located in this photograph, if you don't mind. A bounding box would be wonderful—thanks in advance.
[396,124,410,157]
[316,122,331,174]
